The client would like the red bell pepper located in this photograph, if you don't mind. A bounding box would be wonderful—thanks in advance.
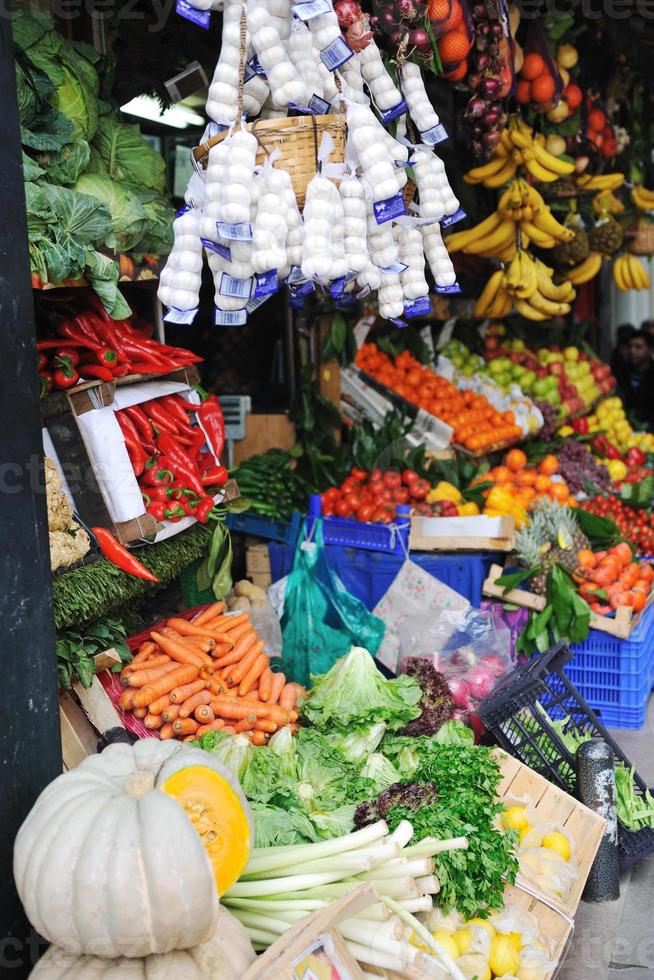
[39,371,53,397]
[157,432,205,496]
[626,446,647,467]
[53,356,80,389]
[54,347,80,366]
[572,418,588,435]
[195,496,218,523]
[147,501,167,521]
[37,353,48,371]
[96,346,119,369]
[92,527,159,582]
[605,444,622,460]
[141,460,174,487]
[202,465,229,488]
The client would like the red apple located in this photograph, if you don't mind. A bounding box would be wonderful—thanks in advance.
[549,362,564,376]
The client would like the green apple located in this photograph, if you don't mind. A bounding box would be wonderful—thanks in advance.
[547,352,564,364]
[563,346,579,361]
[496,371,512,388]
[545,375,559,390]
[533,377,550,397]
[578,361,591,375]
[461,364,475,377]
[521,370,537,388]
[451,354,465,369]
[512,339,526,352]
[487,358,504,375]
[546,388,561,406]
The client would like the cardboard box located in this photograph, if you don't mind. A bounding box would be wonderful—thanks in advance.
[410,515,515,552]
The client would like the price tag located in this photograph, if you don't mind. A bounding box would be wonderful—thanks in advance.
[389,316,408,328]
[247,56,266,76]
[329,276,346,297]
[243,61,256,82]
[421,323,436,359]
[292,280,315,298]
[219,273,252,301]
[356,283,371,299]
[288,103,314,115]
[420,122,448,145]
[373,192,407,224]
[292,0,332,19]
[435,282,462,294]
[214,308,247,326]
[415,407,445,436]
[320,35,354,70]
[288,265,306,284]
[441,207,467,228]
[247,293,273,313]
[201,239,231,260]
[175,205,190,219]
[176,0,210,27]
[164,307,198,325]
[379,260,409,275]
[378,99,408,125]
[254,269,279,297]
[336,292,358,307]
[436,317,457,350]
[309,94,330,115]
[354,314,376,348]
[217,221,253,241]
[404,295,432,319]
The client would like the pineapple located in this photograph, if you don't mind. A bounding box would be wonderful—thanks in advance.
[514,501,590,595]
[514,515,550,595]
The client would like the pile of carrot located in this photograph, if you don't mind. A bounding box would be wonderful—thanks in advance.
[118,601,305,745]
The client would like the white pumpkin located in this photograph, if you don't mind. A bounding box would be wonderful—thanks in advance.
[30,905,256,978]
[14,739,253,959]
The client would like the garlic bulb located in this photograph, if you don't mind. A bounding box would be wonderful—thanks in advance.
[248,3,305,109]
[287,20,323,102]
[366,205,398,269]
[158,209,203,311]
[329,191,348,281]
[301,174,338,282]
[379,271,404,319]
[339,176,368,274]
[281,176,303,277]
[348,102,401,204]
[253,169,289,274]
[206,0,247,125]
[209,251,253,313]
[200,139,230,241]
[413,146,460,220]
[223,170,260,281]
[422,222,457,287]
[400,61,440,134]
[262,0,292,40]
[358,39,404,113]
[356,260,381,293]
[395,223,429,301]
[318,59,339,104]
[259,93,289,120]
[340,56,368,104]
[243,74,270,118]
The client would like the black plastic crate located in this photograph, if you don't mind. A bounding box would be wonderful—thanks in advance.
[478,642,654,868]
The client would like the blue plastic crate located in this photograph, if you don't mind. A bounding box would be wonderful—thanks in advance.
[563,603,654,727]
[225,510,302,546]
[307,495,410,556]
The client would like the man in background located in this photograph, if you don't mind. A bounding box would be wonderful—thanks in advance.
[616,330,654,428]
[641,319,654,353]
[610,323,636,377]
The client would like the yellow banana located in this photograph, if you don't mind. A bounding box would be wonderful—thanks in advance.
[444,212,503,251]
[594,190,624,214]
[627,253,650,290]
[612,256,628,291]
[496,243,517,262]
[464,219,516,255]
[527,290,571,316]
[500,129,514,152]
[577,173,624,191]
[474,269,506,316]
[464,153,512,184]
[520,221,557,248]
[532,207,574,241]
[567,251,603,285]
[532,141,575,176]
[524,157,560,183]
[513,297,549,321]
[487,288,512,318]
[535,262,576,301]
[632,186,654,210]
[482,159,518,189]
[508,124,532,150]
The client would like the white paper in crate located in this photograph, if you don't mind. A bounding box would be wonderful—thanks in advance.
[373,559,469,673]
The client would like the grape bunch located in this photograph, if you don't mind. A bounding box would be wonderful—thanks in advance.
[556,439,613,494]
[465,3,510,157]
[533,400,558,440]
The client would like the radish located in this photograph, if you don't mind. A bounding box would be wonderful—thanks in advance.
[466,666,496,700]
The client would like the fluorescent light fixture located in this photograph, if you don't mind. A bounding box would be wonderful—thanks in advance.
[121,95,204,130]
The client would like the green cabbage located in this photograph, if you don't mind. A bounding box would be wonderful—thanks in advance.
[360,753,401,792]
[36,140,90,186]
[90,115,166,193]
[74,173,150,252]
[56,65,97,140]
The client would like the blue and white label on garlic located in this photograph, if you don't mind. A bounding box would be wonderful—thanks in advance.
[219,273,252,301]
[435,283,462,294]
[389,316,408,329]
[320,35,354,70]
[356,284,371,299]
[336,292,358,307]
[379,260,409,275]
[404,296,432,319]
[243,61,256,82]
[293,0,333,19]
[248,56,266,76]
[441,208,467,228]
[373,193,407,225]
[287,266,306,285]
[164,307,199,325]
[216,221,253,242]
[329,276,346,298]
[255,270,279,297]
[288,103,314,116]
[293,280,316,298]
[420,123,448,145]
[309,94,331,115]
[379,99,408,125]
[214,308,247,326]
[201,239,231,260]
[175,205,190,218]
[246,293,273,314]
[176,0,210,27]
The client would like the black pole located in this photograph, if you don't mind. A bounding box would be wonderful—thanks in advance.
[0,8,61,976]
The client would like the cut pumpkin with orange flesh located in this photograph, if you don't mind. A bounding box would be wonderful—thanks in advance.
[162,765,252,895]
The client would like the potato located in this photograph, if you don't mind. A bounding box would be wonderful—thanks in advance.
[250,597,268,608]
[232,596,252,611]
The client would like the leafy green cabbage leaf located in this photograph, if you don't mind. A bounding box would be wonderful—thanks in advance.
[36,139,90,186]
[90,115,166,193]
[74,173,149,252]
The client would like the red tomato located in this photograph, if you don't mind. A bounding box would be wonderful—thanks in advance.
[358,503,374,523]
[402,469,419,486]
[371,468,383,482]
[323,505,335,518]
[345,491,362,510]
[336,500,351,518]
[323,487,340,504]
[350,467,369,483]
[392,487,410,504]
[371,507,388,523]
[384,471,402,489]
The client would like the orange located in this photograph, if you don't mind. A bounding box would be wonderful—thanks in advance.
[632,592,646,612]
[610,542,632,567]
[550,482,569,502]
[538,454,559,476]
[491,465,514,483]
[505,448,527,472]
[438,30,471,67]
[531,73,555,102]
[588,108,606,133]
[521,53,546,80]
[564,83,582,109]
[445,58,468,82]
[516,79,532,104]
[516,469,537,487]
[577,549,595,569]
[533,474,551,494]
[430,0,464,31]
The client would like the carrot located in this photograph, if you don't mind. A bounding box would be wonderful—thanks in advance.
[159,723,175,739]
[195,704,214,724]
[264,705,293,727]
[150,631,209,669]
[137,640,157,658]
[173,718,199,735]
[254,718,278,733]
[249,730,267,745]
[128,650,152,667]
[127,663,180,688]
[211,697,268,720]
[144,713,163,730]
[239,653,269,697]
[227,641,265,686]
[183,734,197,743]
[213,631,256,668]
[224,621,254,643]
[170,678,207,704]
[222,726,236,734]
[267,671,286,706]
[119,688,136,711]
[123,654,171,676]
[132,664,199,708]
[167,618,221,642]
[211,612,249,633]
[258,667,274,702]
[191,601,225,626]
[181,637,216,653]
[179,690,212,719]
[233,716,257,733]
[279,683,298,711]
[197,719,225,736]
[132,707,147,719]
[148,693,171,716]
[206,677,227,696]
[162,703,181,723]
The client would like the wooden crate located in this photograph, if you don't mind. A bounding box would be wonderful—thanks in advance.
[483,563,652,640]
[246,540,272,589]
[495,749,606,918]
[60,649,127,770]
[410,515,514,552]
[502,882,573,979]
[232,413,295,465]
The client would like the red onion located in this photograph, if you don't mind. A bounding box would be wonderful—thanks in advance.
[409,27,430,48]
[483,106,502,126]
[449,677,472,710]
[467,95,486,117]
[334,0,364,26]
[467,666,496,700]
[472,3,486,16]
[480,76,501,97]
[480,653,508,678]
[379,9,396,27]
[490,21,503,36]
[482,131,501,151]
[396,0,418,19]
[479,21,490,35]
[474,51,491,71]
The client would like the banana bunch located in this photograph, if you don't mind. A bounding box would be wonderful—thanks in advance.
[445,210,518,261]
[576,172,625,192]
[593,190,624,215]
[464,119,575,189]
[475,253,575,320]
[613,253,651,291]
[631,185,654,211]
[566,252,603,285]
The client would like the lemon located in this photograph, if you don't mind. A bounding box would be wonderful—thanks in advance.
[454,927,473,955]
[468,917,496,939]
[542,830,571,861]
[489,935,521,975]
[432,931,459,960]
[407,929,428,950]
[503,805,530,832]
[519,823,534,840]
[505,931,523,951]
[457,954,491,980]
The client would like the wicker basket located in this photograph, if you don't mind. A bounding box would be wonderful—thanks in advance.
[192,114,347,209]
[627,220,654,256]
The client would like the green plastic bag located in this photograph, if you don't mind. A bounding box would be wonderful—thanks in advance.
[281,519,385,686]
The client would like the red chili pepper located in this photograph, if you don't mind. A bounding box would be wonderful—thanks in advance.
[157,432,205,496]
[130,318,155,338]
[197,394,225,459]
[124,405,155,446]
[159,395,196,434]
[147,501,167,521]
[91,527,159,582]
[79,364,115,382]
[195,496,217,524]
[118,337,171,370]
[84,313,128,359]
[53,358,80,389]
[96,346,119,369]
[57,316,103,349]
[111,364,131,377]
[125,361,168,375]
[187,429,206,458]
[36,340,85,351]
[141,460,174,487]
[141,486,171,501]
[39,371,53,397]
[115,412,147,477]
[202,465,229,488]
[142,400,179,433]
[37,353,48,371]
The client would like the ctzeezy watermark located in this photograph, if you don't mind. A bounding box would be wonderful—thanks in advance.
[3,0,178,33]
[518,0,654,17]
